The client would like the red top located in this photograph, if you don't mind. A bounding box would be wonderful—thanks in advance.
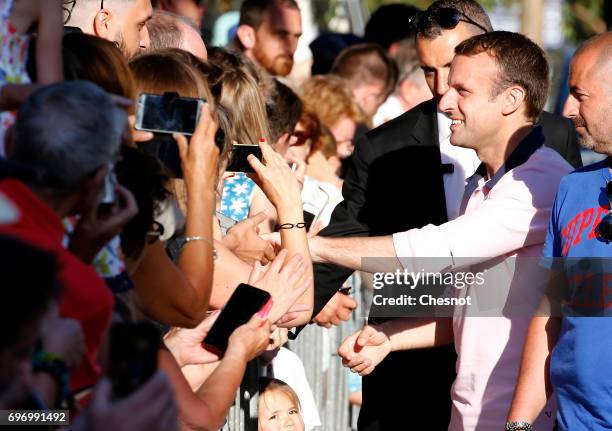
[0,179,114,392]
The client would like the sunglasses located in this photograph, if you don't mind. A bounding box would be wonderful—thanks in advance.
[410,7,489,35]
[597,182,612,242]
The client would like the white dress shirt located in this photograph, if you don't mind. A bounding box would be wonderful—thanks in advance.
[437,110,481,221]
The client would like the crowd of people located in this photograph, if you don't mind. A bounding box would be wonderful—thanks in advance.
[0,0,611,430]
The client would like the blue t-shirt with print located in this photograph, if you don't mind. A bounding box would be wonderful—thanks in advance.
[542,159,612,430]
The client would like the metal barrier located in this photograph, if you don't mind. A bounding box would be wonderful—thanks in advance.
[223,273,368,431]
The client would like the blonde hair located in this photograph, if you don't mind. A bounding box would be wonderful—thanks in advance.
[300,75,365,130]
[207,48,271,145]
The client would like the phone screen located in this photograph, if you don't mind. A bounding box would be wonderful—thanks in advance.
[107,322,160,400]
[225,144,262,173]
[136,93,203,135]
[203,283,271,355]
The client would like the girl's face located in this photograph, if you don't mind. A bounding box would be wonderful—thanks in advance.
[258,391,305,431]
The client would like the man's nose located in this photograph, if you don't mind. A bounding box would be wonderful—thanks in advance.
[434,74,448,98]
[562,94,579,119]
[284,35,299,55]
[438,88,456,115]
[140,25,150,50]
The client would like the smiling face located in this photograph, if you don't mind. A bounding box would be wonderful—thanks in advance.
[258,391,305,431]
[438,52,505,151]
[563,46,612,155]
[416,22,481,101]
[252,1,302,76]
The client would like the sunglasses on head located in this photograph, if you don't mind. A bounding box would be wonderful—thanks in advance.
[410,7,489,35]
[597,181,612,242]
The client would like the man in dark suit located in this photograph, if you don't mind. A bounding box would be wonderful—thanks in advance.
[308,1,582,430]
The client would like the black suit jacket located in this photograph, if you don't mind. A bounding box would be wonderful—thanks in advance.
[311,99,581,430]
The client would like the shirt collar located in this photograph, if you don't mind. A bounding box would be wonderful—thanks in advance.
[467,125,545,190]
[437,110,452,142]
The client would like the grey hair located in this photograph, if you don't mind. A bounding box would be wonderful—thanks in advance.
[12,81,127,190]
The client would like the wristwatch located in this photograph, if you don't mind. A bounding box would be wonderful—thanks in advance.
[505,421,533,431]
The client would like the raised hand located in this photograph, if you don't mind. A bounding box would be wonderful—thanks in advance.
[68,184,138,264]
[313,290,357,328]
[338,325,391,376]
[173,103,219,191]
[163,311,221,367]
[226,313,272,362]
[223,210,276,265]
[248,249,312,326]
[247,138,302,215]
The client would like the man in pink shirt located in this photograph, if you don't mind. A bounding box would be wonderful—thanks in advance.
[308,32,573,430]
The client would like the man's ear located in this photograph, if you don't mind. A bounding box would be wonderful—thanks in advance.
[236,24,256,50]
[501,85,526,116]
[93,8,113,41]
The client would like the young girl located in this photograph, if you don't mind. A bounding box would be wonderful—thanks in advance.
[259,378,305,431]
[0,0,63,154]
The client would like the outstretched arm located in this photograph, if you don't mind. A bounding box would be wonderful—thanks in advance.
[309,235,400,273]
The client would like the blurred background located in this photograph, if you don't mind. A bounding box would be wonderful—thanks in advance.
[200,0,611,163]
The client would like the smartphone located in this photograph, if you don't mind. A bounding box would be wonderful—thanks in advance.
[225,144,263,173]
[135,92,205,136]
[107,322,160,400]
[100,163,117,205]
[203,283,272,356]
[303,210,316,231]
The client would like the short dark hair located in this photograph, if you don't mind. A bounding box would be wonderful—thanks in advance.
[331,43,398,100]
[417,0,493,39]
[239,0,299,30]
[364,4,421,50]
[265,79,302,143]
[455,31,550,119]
[0,235,61,350]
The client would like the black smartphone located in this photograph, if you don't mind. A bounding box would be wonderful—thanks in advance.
[303,211,315,231]
[138,131,225,178]
[138,134,184,178]
[135,92,205,136]
[203,283,272,356]
[225,144,263,173]
[107,322,160,400]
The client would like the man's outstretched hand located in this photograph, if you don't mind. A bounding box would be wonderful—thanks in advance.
[338,325,391,376]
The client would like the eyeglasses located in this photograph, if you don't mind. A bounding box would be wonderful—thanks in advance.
[410,7,489,35]
[597,181,612,242]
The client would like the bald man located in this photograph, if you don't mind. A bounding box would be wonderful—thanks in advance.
[146,10,207,60]
[65,0,152,59]
[507,32,612,431]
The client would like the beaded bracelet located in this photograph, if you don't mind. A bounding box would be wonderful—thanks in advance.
[277,222,306,230]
